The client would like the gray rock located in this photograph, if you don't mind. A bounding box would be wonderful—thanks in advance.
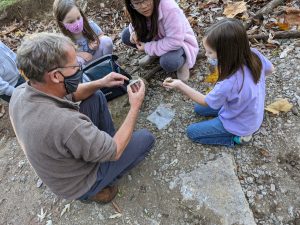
[177,154,256,225]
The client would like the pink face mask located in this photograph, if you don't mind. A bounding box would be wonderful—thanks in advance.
[63,17,84,34]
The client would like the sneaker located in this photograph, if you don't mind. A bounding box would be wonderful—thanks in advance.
[176,62,190,81]
[88,185,118,204]
[139,55,157,67]
[233,135,252,144]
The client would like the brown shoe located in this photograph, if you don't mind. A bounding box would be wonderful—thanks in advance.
[89,185,118,204]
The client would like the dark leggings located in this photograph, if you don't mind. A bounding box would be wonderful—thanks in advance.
[121,27,186,72]
[78,91,155,200]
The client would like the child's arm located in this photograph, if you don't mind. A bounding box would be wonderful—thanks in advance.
[77,52,93,62]
[163,78,207,106]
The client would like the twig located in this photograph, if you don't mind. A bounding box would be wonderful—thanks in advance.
[143,65,162,80]
[0,22,23,36]
[111,201,122,214]
[249,31,300,40]
[244,0,284,30]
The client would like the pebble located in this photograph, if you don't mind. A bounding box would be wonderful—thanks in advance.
[270,184,276,192]
[246,177,254,184]
[36,178,43,188]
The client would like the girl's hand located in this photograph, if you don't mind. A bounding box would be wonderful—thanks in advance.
[88,40,99,51]
[77,52,93,62]
[136,42,145,52]
[130,32,138,44]
[163,77,182,89]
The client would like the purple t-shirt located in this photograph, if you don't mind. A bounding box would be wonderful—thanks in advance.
[205,48,273,136]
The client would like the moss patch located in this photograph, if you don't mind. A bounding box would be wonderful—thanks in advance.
[0,0,19,10]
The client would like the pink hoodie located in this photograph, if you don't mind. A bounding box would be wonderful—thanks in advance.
[129,0,199,68]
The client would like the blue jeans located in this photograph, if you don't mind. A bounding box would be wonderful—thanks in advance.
[186,104,235,147]
[0,75,25,102]
[78,91,155,200]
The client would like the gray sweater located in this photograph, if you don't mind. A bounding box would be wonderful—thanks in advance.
[9,83,117,199]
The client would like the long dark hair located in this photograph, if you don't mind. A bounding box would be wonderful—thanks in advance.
[53,0,99,46]
[205,18,262,85]
[124,0,160,42]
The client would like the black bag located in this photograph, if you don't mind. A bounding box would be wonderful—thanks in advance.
[82,54,132,101]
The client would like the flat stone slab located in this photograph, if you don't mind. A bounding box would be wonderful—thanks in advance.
[171,153,256,225]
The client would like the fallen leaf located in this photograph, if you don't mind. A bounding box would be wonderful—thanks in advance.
[204,67,219,84]
[260,149,270,157]
[276,22,290,31]
[265,99,293,115]
[284,7,300,26]
[223,1,247,18]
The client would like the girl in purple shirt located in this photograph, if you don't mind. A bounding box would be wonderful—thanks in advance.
[121,0,199,81]
[163,18,274,147]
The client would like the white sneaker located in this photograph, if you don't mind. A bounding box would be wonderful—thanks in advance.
[176,62,190,81]
[233,135,252,144]
[139,55,157,67]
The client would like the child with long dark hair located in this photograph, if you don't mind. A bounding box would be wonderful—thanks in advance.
[121,0,199,81]
[53,0,113,68]
[163,18,274,147]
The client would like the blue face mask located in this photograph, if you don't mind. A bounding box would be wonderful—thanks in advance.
[208,58,218,66]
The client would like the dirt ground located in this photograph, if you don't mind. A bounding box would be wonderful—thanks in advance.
[0,1,300,225]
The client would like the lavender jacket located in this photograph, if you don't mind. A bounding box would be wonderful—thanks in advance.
[130,0,199,68]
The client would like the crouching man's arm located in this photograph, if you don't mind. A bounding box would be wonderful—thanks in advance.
[73,72,129,102]
[112,80,145,160]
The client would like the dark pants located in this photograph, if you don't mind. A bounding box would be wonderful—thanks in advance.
[121,27,186,72]
[78,91,155,200]
[0,76,25,102]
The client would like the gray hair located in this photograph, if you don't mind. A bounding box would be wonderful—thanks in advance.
[17,32,75,82]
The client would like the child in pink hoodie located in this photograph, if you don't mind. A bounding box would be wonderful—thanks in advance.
[121,0,199,81]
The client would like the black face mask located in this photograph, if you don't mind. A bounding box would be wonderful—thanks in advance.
[60,69,83,94]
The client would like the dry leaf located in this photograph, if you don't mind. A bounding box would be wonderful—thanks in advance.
[260,149,270,157]
[265,99,293,115]
[223,1,247,18]
[204,67,219,84]
[276,22,290,31]
[284,7,300,26]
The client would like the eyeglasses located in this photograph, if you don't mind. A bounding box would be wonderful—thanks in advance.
[48,64,82,73]
[130,0,152,9]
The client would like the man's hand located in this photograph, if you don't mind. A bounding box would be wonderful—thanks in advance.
[163,77,182,90]
[136,42,145,52]
[127,79,145,110]
[101,72,129,88]
[130,32,138,44]
[77,52,93,62]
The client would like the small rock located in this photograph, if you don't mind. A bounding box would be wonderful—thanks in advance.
[246,177,254,184]
[128,175,132,181]
[36,178,43,188]
[270,184,275,192]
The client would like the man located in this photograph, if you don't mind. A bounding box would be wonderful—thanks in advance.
[9,32,155,203]
[0,41,25,102]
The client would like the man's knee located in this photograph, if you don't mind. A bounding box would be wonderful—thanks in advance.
[136,129,155,151]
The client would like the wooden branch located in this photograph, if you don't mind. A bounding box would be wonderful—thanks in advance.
[245,0,284,30]
[249,31,300,40]
[143,65,162,80]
